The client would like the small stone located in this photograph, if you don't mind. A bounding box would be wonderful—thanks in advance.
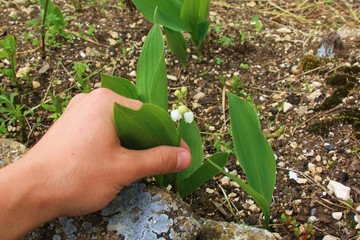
[323,235,340,240]
[297,178,308,184]
[309,216,317,222]
[206,188,215,194]
[285,210,293,215]
[32,80,41,89]
[79,51,86,58]
[332,212,343,220]
[294,199,302,205]
[324,143,335,151]
[327,180,351,201]
[277,27,292,33]
[289,171,297,180]
[167,75,178,81]
[291,65,302,75]
[277,161,285,168]
[283,102,293,112]
[208,126,215,131]
[314,175,322,183]
[39,64,50,74]
[248,204,260,212]
[108,31,119,39]
[128,70,136,77]
[315,155,322,162]
[16,66,32,78]
[272,94,282,100]
[220,176,230,185]
[193,92,206,102]
[356,205,360,213]
[290,142,298,149]
[107,38,117,46]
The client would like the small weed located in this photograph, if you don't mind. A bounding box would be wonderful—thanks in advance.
[217,34,235,47]
[250,14,263,32]
[87,24,96,36]
[0,35,19,88]
[72,62,92,93]
[215,57,224,65]
[0,93,33,141]
[213,137,234,154]
[240,63,249,70]
[41,93,71,120]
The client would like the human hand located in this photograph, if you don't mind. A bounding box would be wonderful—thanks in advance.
[0,88,191,239]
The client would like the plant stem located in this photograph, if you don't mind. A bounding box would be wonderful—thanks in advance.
[41,0,50,58]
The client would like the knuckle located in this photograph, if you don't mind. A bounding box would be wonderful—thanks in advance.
[153,148,169,174]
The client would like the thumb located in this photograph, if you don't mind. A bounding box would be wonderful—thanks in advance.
[120,146,192,181]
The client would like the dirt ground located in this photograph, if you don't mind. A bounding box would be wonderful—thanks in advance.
[0,0,359,239]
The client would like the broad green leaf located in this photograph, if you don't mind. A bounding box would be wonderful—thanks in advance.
[101,74,138,100]
[136,24,168,110]
[176,119,203,184]
[227,92,276,208]
[164,27,187,67]
[178,152,229,198]
[39,0,55,14]
[53,6,65,28]
[132,0,190,32]
[208,159,270,218]
[180,0,210,48]
[113,103,180,150]
[0,50,9,59]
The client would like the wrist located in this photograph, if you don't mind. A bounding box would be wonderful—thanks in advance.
[0,151,57,239]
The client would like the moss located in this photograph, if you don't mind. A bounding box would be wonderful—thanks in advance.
[325,74,357,87]
[338,109,360,139]
[301,55,322,72]
[318,86,350,111]
[308,120,338,136]
[339,65,360,75]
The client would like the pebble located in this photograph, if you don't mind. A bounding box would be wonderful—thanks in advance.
[324,143,335,151]
[315,155,322,162]
[167,75,178,81]
[39,64,50,74]
[355,215,359,223]
[296,178,308,184]
[128,70,136,77]
[277,161,285,168]
[249,204,260,212]
[323,235,340,240]
[296,106,308,116]
[32,81,41,89]
[327,180,351,201]
[283,102,293,112]
[332,212,343,220]
[205,188,215,194]
[193,92,206,102]
[291,65,302,75]
[107,38,117,46]
[309,216,317,222]
[293,199,302,205]
[290,142,298,149]
[220,176,230,185]
[356,205,360,213]
[314,175,322,183]
[276,27,292,33]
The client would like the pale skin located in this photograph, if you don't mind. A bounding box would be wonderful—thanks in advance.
[0,88,192,240]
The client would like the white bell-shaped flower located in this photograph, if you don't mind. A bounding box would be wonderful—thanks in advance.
[170,109,182,122]
[183,111,194,123]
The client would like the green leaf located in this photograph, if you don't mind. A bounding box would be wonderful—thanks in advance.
[227,92,276,210]
[101,74,138,100]
[113,103,180,150]
[52,6,65,29]
[164,27,187,67]
[179,152,229,198]
[131,0,190,32]
[207,159,270,217]
[176,119,203,184]
[180,0,210,48]
[136,24,168,110]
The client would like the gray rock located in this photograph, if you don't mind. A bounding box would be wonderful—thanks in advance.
[25,182,201,240]
[198,219,275,240]
[0,138,27,169]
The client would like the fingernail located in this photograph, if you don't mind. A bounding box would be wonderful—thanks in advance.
[176,150,191,170]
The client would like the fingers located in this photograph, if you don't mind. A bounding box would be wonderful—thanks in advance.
[116,146,192,183]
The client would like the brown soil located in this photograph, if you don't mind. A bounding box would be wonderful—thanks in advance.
[1,0,359,239]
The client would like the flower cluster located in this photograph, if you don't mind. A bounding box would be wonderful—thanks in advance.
[170,87,194,124]
[170,105,194,123]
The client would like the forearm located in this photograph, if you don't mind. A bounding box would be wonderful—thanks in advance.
[0,155,55,239]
